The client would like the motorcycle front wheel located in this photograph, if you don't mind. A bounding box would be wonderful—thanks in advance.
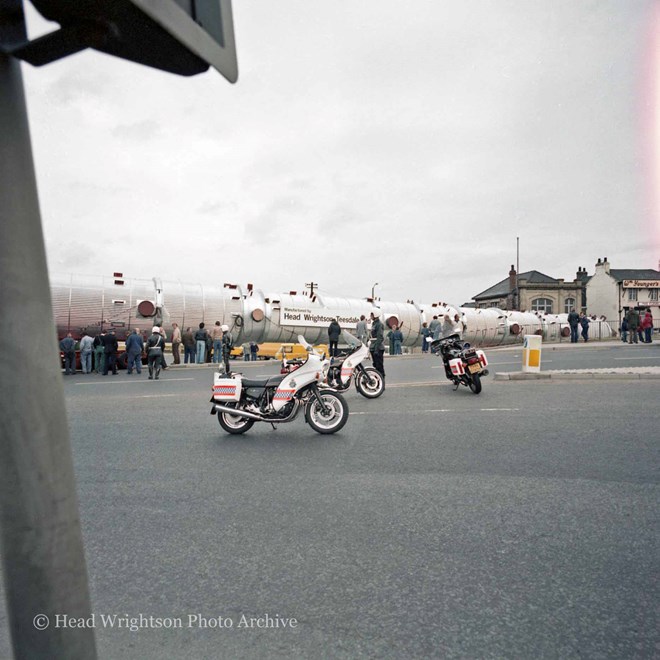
[355,367,385,399]
[468,373,482,394]
[217,403,255,434]
[305,391,348,434]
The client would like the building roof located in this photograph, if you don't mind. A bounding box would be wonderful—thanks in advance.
[608,269,660,282]
[473,270,559,300]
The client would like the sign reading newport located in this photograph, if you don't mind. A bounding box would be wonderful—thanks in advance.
[280,306,361,329]
[623,280,660,288]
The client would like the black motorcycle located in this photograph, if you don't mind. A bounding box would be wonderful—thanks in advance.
[429,333,489,394]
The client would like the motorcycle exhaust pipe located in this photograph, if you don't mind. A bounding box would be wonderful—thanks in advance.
[213,404,264,421]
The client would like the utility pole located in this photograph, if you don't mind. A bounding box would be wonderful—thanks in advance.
[516,237,520,311]
[305,281,318,297]
[0,6,96,658]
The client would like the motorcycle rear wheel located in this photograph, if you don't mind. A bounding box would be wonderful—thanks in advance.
[305,391,348,434]
[217,404,255,434]
[468,373,482,394]
[355,367,385,398]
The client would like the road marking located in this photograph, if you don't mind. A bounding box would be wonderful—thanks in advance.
[386,380,445,387]
[614,356,660,360]
[75,378,195,386]
[137,394,180,398]
[432,360,552,368]
[349,408,520,416]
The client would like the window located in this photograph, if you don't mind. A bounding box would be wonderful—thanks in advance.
[650,289,659,301]
[628,289,638,301]
[531,297,553,313]
[564,297,576,313]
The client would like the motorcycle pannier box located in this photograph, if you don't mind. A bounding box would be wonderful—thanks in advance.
[448,358,465,376]
[212,373,242,402]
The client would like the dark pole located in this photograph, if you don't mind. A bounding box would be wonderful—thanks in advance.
[0,6,97,659]
[305,281,318,297]
[516,237,520,311]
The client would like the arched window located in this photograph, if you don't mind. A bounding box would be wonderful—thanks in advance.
[564,297,576,313]
[531,298,553,314]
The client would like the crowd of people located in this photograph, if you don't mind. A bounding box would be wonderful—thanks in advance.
[620,308,654,344]
[59,321,235,377]
[60,307,655,377]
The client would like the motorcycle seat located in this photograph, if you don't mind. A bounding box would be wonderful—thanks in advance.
[242,375,285,389]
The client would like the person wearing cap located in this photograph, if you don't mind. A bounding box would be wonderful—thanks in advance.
[370,310,385,378]
[146,326,164,380]
[220,323,233,374]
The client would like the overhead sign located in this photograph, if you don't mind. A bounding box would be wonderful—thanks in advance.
[280,306,361,329]
[622,280,660,288]
[15,0,238,81]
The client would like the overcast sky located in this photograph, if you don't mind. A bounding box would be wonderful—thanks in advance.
[23,0,659,306]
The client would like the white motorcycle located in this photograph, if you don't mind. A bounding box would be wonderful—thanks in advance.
[323,331,385,398]
[210,335,349,435]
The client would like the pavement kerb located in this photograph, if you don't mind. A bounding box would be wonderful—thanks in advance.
[495,371,660,381]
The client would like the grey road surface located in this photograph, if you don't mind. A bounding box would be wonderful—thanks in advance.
[0,346,658,659]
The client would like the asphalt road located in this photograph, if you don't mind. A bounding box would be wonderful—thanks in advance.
[0,343,658,659]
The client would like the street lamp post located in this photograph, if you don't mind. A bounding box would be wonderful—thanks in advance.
[371,282,379,300]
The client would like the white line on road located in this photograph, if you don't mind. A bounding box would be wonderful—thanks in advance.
[614,356,660,360]
[349,408,520,416]
[432,360,552,368]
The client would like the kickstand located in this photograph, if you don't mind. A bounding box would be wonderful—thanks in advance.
[453,382,460,391]
[270,423,277,430]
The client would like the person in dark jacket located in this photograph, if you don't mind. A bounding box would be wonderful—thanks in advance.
[625,308,640,344]
[59,332,76,375]
[102,329,119,375]
[146,326,165,379]
[125,328,144,374]
[579,314,590,342]
[328,318,341,357]
[220,324,233,374]
[567,309,580,343]
[370,310,385,378]
[182,327,195,364]
[93,331,106,373]
[194,323,208,364]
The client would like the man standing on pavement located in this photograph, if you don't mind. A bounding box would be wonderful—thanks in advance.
[171,322,182,364]
[146,326,164,380]
[79,331,94,374]
[126,328,144,374]
[356,315,368,344]
[567,308,580,343]
[370,310,385,378]
[211,321,223,365]
[580,313,590,342]
[195,323,208,364]
[221,324,233,374]
[626,308,640,344]
[93,330,106,374]
[182,326,195,364]
[59,332,76,375]
[328,318,341,357]
[102,329,119,375]
[429,315,441,340]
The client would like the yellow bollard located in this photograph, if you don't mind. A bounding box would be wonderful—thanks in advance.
[522,334,542,372]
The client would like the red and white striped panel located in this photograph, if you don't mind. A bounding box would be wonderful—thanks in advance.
[273,389,295,401]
